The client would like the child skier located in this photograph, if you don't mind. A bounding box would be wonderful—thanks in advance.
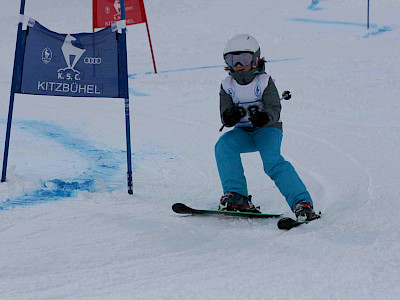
[216,33,318,222]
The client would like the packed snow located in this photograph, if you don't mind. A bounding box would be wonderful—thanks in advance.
[1,0,400,299]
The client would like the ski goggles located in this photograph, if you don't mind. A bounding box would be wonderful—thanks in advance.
[224,52,253,67]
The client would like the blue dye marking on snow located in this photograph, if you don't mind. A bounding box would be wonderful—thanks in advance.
[129,87,150,97]
[0,179,96,210]
[267,58,302,63]
[290,18,392,37]
[128,62,300,95]
[128,60,302,79]
[290,18,371,28]
[289,18,393,33]
[307,0,323,11]
[128,65,225,79]
[45,179,96,194]
[0,121,127,210]
[363,26,392,38]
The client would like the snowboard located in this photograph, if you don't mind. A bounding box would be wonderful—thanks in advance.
[172,203,282,219]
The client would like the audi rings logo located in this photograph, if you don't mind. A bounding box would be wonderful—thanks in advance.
[84,57,102,64]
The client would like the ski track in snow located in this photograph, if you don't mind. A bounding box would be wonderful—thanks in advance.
[286,127,372,209]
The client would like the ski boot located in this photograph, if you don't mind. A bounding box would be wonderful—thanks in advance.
[294,201,320,222]
[218,192,261,213]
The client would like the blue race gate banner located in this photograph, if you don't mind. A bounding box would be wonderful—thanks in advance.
[2,0,133,194]
[20,21,122,98]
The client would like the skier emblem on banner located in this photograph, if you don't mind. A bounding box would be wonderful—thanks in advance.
[58,34,86,81]
[114,0,121,16]
[41,47,52,64]
[104,0,123,21]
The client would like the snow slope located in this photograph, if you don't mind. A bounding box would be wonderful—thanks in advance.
[1,0,400,299]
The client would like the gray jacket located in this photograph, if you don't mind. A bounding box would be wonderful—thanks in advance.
[219,75,282,131]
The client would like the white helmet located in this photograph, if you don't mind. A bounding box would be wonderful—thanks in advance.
[223,34,261,72]
[223,33,260,56]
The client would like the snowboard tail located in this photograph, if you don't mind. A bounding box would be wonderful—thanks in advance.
[172,203,282,219]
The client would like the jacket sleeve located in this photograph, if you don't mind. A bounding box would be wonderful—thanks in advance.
[219,85,234,124]
[262,77,281,125]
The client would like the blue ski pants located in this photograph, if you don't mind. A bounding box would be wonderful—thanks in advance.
[215,126,312,211]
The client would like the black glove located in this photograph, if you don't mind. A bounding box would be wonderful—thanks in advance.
[249,108,270,127]
[222,107,242,127]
